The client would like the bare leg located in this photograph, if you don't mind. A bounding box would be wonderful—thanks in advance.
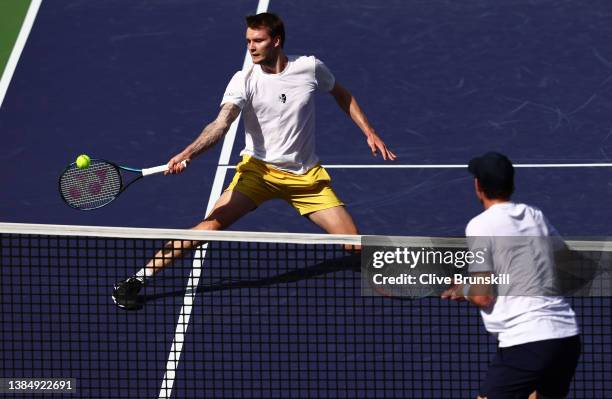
[143,190,256,276]
[307,206,359,251]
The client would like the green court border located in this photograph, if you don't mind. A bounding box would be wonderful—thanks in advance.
[0,0,32,77]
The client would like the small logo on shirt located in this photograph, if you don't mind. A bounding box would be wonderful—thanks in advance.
[279,94,287,103]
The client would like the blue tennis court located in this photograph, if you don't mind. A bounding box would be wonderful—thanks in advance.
[1,1,611,398]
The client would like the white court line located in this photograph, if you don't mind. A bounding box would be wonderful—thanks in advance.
[158,1,269,398]
[0,0,42,110]
[218,162,612,169]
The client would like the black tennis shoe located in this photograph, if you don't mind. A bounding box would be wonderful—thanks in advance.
[112,277,144,310]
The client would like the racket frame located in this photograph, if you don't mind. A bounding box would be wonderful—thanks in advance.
[58,159,180,211]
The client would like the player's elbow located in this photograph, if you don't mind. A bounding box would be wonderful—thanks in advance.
[330,83,352,106]
[214,119,231,132]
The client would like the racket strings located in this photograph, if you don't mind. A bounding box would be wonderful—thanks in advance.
[364,247,462,299]
[59,160,122,210]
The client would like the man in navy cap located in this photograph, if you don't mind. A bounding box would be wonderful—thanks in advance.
[442,152,581,399]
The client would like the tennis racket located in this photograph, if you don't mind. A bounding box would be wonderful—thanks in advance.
[58,159,187,210]
[363,247,459,300]
[364,256,436,299]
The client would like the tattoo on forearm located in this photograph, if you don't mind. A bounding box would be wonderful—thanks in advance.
[185,103,240,157]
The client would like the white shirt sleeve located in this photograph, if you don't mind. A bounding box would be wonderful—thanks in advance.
[314,58,335,92]
[221,71,247,109]
[544,215,567,251]
[466,219,494,273]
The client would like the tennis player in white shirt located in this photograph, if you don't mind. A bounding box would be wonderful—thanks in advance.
[442,152,581,399]
[113,12,396,309]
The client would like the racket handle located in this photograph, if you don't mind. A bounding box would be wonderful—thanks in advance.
[142,160,188,176]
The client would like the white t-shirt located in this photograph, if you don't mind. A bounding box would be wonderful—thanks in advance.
[466,202,579,347]
[221,55,335,174]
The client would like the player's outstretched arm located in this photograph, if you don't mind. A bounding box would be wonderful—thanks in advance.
[165,103,241,174]
[329,82,397,161]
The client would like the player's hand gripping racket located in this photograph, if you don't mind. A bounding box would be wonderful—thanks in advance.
[58,159,187,210]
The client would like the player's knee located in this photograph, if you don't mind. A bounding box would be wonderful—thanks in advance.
[342,223,359,235]
[335,217,359,235]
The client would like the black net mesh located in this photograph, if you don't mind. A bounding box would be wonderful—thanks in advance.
[0,226,610,398]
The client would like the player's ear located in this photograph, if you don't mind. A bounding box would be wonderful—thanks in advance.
[272,35,282,48]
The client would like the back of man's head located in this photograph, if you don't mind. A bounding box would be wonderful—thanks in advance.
[245,12,285,48]
[468,152,515,199]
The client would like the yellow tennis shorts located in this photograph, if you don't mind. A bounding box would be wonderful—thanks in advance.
[226,155,344,215]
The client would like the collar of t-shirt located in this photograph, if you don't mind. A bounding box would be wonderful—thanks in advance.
[256,59,293,77]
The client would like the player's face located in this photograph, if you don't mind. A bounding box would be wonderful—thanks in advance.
[246,27,280,65]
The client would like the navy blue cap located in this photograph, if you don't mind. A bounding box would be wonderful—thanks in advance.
[468,152,514,194]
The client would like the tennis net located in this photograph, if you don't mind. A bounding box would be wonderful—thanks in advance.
[1,223,610,398]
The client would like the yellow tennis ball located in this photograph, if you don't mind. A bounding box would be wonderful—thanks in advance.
[76,154,91,169]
